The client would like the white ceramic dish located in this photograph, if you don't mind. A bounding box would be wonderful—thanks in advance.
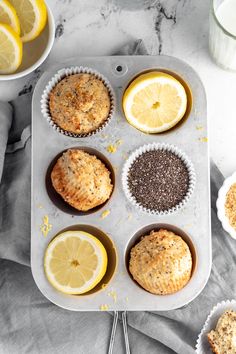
[196,299,236,353]
[216,171,236,239]
[0,3,55,81]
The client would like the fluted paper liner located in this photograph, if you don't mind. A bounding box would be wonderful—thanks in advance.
[196,299,236,354]
[41,66,115,138]
[122,143,196,216]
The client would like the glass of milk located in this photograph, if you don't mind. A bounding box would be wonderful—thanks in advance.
[209,0,236,71]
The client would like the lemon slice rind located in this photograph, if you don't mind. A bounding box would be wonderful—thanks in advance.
[44,231,108,295]
[0,0,20,35]
[0,23,22,74]
[9,0,47,42]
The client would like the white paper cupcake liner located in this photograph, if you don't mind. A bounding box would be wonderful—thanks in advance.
[216,171,236,240]
[41,66,115,138]
[122,143,196,216]
[196,299,236,354]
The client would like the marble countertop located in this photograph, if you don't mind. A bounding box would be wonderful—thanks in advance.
[0,0,236,176]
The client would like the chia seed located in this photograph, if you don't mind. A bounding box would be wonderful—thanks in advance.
[127,150,190,212]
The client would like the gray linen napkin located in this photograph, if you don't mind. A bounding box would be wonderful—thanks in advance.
[0,40,235,354]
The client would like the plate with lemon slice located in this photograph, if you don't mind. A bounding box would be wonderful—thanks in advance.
[0,0,55,80]
[31,55,210,311]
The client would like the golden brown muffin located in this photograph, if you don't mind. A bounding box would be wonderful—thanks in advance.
[49,73,111,135]
[207,310,236,354]
[225,183,236,231]
[51,149,113,211]
[129,229,192,295]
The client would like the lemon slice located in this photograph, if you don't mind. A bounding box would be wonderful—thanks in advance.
[44,231,108,294]
[0,23,22,74]
[0,0,20,35]
[9,0,47,42]
[123,71,188,133]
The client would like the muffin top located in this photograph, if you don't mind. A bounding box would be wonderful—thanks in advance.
[49,73,111,135]
[225,183,236,230]
[129,229,192,295]
[51,149,113,211]
[207,310,236,354]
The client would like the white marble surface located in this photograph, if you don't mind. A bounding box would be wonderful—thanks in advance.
[1,0,236,176]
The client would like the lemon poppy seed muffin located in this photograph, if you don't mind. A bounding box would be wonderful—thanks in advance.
[207,310,236,354]
[49,73,111,135]
[129,229,192,295]
[51,149,113,211]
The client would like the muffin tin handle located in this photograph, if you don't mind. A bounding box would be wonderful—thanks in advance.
[122,311,131,354]
[108,311,118,354]
[108,311,130,354]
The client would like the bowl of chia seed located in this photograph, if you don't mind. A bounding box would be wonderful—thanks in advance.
[122,143,196,215]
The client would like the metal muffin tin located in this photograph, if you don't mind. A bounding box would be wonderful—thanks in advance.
[31,55,211,311]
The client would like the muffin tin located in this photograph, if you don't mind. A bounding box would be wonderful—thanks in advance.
[31,55,211,311]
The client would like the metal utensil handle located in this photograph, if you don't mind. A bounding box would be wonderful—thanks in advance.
[122,311,130,354]
[108,311,119,354]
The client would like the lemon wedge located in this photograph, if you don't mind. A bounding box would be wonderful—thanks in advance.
[0,23,22,74]
[0,0,20,35]
[9,0,47,42]
[123,71,188,133]
[44,231,108,295]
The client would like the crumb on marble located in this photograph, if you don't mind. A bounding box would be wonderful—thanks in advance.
[125,297,129,302]
[37,204,43,209]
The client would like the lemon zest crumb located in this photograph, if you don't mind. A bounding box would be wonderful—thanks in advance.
[100,304,109,311]
[106,139,123,154]
[116,139,123,146]
[196,125,203,130]
[101,210,110,219]
[107,144,117,153]
[40,215,52,237]
[125,297,129,302]
[199,137,208,142]
[108,290,117,303]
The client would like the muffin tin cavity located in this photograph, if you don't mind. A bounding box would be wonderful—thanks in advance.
[125,223,197,294]
[49,224,118,296]
[46,147,115,215]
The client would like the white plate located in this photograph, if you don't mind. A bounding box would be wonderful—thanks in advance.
[196,299,236,353]
[217,171,236,239]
